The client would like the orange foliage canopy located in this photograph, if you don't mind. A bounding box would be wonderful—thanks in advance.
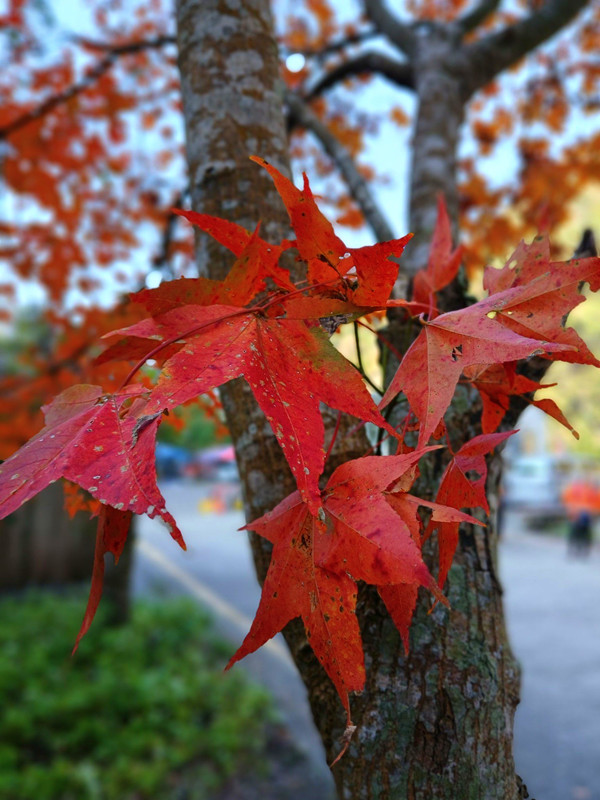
[1,0,598,459]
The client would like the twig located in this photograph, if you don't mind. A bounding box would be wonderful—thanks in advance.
[0,34,175,140]
[304,51,413,100]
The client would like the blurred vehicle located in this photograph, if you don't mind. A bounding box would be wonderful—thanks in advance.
[212,460,239,482]
[155,442,191,479]
[183,444,238,481]
[503,456,560,512]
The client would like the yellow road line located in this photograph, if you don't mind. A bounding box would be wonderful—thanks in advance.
[136,538,292,665]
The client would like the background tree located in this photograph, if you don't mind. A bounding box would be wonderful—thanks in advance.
[1,0,599,798]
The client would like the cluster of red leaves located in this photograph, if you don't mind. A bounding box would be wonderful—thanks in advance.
[1,158,599,727]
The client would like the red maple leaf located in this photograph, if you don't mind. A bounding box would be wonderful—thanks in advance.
[377,488,483,648]
[465,362,578,438]
[384,242,600,447]
[108,300,399,513]
[0,383,183,546]
[483,235,600,367]
[132,218,294,315]
[253,156,413,305]
[227,449,478,710]
[380,285,572,447]
[412,195,463,314]
[427,431,515,589]
[72,505,133,653]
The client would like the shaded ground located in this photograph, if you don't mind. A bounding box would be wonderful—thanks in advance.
[134,481,600,800]
[211,726,333,800]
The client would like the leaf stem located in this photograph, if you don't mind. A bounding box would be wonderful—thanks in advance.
[117,275,361,390]
[257,276,345,313]
[323,410,343,466]
[353,321,384,396]
[117,308,249,389]
[353,321,364,374]
[356,318,404,364]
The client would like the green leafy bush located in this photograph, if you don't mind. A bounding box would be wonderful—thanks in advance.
[0,592,275,799]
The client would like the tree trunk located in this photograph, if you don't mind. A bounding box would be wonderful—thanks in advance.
[0,482,96,589]
[175,3,523,798]
[0,480,133,624]
[103,517,134,625]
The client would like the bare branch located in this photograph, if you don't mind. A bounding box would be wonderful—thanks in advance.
[457,0,501,33]
[304,51,414,100]
[286,90,394,243]
[363,0,416,58]
[462,0,592,98]
[0,35,176,140]
[151,189,188,280]
[69,33,176,54]
[281,28,378,61]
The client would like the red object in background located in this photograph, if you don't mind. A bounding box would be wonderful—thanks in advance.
[219,445,235,462]
[561,480,600,515]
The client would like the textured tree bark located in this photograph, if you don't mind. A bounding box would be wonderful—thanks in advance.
[103,517,135,625]
[404,25,464,279]
[176,0,298,521]
[175,2,523,798]
[320,28,523,799]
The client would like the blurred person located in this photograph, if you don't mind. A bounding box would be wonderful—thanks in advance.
[568,509,593,557]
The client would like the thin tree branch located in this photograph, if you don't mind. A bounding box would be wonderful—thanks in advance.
[151,188,188,280]
[363,0,416,58]
[69,33,176,53]
[462,0,591,98]
[0,35,176,140]
[280,28,378,61]
[457,0,501,33]
[304,51,414,101]
[286,90,394,243]
[353,321,384,396]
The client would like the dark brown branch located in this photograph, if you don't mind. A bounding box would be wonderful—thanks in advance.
[462,0,592,99]
[457,0,501,33]
[363,0,416,58]
[304,51,414,101]
[0,34,176,140]
[151,189,187,280]
[280,27,377,61]
[286,90,394,243]
[574,228,597,258]
[69,33,175,53]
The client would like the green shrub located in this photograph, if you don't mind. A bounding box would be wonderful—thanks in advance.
[0,591,275,799]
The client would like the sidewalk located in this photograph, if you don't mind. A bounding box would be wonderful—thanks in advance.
[500,510,600,800]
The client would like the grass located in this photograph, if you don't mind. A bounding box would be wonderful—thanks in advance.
[0,590,276,800]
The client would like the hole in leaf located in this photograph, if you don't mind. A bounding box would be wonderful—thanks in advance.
[465,469,482,482]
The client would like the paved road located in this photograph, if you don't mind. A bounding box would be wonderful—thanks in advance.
[134,482,600,800]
